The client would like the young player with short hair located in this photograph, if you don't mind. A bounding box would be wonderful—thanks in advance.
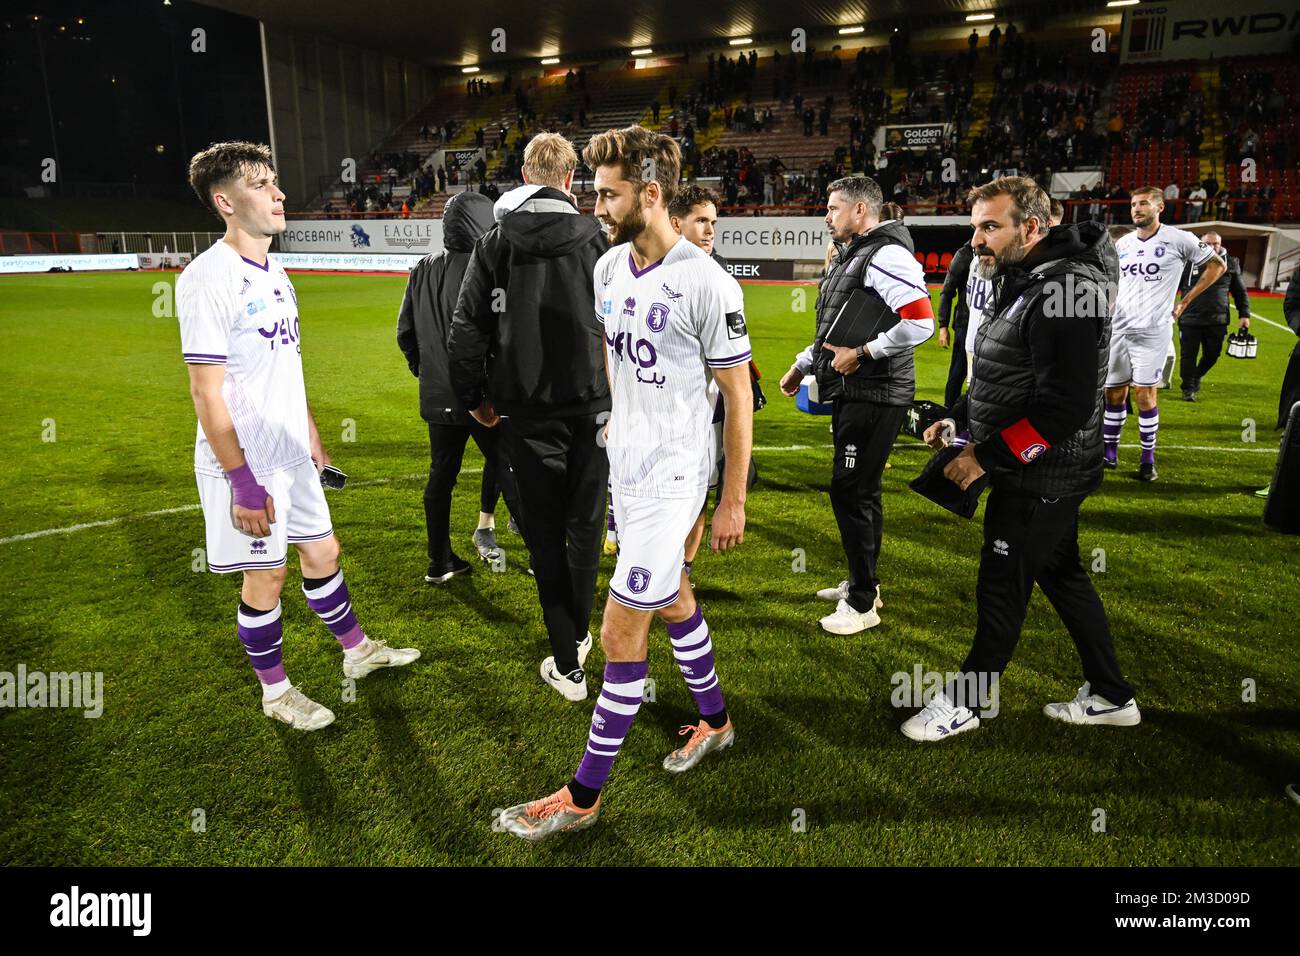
[178,142,420,731]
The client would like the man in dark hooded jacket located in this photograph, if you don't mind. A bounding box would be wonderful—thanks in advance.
[397,190,522,584]
[907,176,1140,743]
[448,133,611,700]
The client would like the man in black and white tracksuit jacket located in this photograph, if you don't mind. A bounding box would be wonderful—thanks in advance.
[778,176,935,636]
[904,176,1140,742]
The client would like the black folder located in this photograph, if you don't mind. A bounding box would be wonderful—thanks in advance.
[824,288,900,351]
[909,445,989,519]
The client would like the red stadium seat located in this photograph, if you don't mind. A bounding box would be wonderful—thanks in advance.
[925,252,940,274]
[914,251,925,266]
[939,251,954,271]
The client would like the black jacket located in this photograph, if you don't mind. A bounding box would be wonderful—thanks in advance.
[950,220,1119,497]
[810,219,920,406]
[396,191,495,424]
[1178,252,1250,326]
[448,186,611,418]
[938,243,974,331]
[1286,260,1300,335]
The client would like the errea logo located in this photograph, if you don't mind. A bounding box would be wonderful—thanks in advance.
[844,443,858,469]
[993,539,1010,557]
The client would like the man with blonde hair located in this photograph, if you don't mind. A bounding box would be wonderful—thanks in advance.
[449,130,611,699]
[497,125,754,840]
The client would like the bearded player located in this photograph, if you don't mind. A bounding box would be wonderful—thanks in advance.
[497,127,753,840]
[177,142,420,731]
[1105,187,1223,481]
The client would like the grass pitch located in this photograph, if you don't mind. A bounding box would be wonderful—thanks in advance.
[1,269,1297,866]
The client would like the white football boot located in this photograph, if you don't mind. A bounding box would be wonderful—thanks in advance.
[262,686,335,731]
[342,640,422,679]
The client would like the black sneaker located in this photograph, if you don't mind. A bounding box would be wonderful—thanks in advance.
[1138,460,1158,482]
[1103,455,1118,470]
[1180,389,1196,402]
[425,554,472,584]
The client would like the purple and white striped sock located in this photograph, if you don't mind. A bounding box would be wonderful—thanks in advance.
[237,601,287,690]
[1102,403,1127,459]
[952,429,971,449]
[302,570,365,650]
[573,660,647,793]
[1138,405,1159,465]
[666,605,726,720]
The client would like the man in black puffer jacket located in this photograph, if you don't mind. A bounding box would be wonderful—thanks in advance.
[902,176,1141,743]
[397,190,522,584]
[448,132,611,699]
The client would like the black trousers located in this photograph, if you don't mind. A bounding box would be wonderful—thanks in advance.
[423,420,521,567]
[500,413,609,673]
[830,399,909,612]
[943,325,969,408]
[1178,323,1226,390]
[958,488,1135,710]
[1278,337,1300,429]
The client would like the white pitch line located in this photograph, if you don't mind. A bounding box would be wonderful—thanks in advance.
[0,440,1276,548]
[1250,314,1295,335]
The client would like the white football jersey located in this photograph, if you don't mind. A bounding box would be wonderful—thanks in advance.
[1113,224,1217,335]
[595,236,751,499]
[964,269,994,355]
[177,242,311,478]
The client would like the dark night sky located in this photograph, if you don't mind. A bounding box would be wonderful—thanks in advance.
[1,0,268,195]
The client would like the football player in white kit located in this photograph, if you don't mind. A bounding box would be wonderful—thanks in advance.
[1104,186,1224,481]
[178,142,419,732]
[498,126,753,840]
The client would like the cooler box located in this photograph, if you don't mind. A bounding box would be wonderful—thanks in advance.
[796,375,833,415]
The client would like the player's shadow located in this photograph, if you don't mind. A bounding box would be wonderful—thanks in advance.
[1143,707,1300,788]
[274,727,347,862]
[363,685,494,862]
[1083,507,1268,537]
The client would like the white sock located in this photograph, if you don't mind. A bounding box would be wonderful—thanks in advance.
[343,637,375,662]
[262,678,292,702]
[477,513,494,531]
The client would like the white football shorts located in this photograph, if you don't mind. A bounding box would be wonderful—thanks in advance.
[1106,328,1169,388]
[196,458,333,574]
[608,487,706,611]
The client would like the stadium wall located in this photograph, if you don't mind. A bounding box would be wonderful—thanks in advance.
[259,24,439,212]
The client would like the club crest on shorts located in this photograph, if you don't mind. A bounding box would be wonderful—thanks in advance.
[627,567,652,594]
[646,302,670,333]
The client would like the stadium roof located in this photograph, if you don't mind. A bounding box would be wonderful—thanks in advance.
[194,0,1076,70]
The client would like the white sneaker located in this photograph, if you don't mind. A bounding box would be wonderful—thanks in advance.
[819,598,881,634]
[1286,784,1300,806]
[816,580,883,609]
[900,691,980,742]
[540,657,587,701]
[343,640,422,679]
[262,686,335,731]
[1042,682,1141,726]
[577,632,593,669]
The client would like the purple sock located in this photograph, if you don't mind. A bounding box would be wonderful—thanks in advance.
[606,498,617,534]
[302,570,364,650]
[1138,405,1159,465]
[1103,403,1126,458]
[237,601,286,685]
[666,605,726,719]
[573,660,648,792]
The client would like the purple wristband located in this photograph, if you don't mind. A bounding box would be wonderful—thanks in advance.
[227,463,268,510]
